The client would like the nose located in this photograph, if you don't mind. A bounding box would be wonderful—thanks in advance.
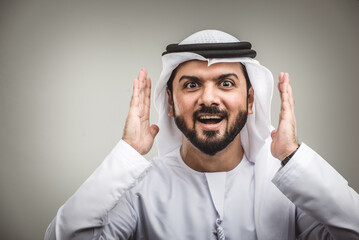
[198,84,220,106]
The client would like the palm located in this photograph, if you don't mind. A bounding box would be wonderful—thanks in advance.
[122,69,159,155]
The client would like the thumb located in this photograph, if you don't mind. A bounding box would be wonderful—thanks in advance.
[271,129,277,139]
[150,124,160,138]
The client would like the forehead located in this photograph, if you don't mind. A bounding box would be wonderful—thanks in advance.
[175,60,244,79]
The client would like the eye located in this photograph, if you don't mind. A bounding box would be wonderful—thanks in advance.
[184,82,199,89]
[220,80,234,87]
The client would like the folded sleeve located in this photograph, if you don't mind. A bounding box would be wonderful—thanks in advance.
[272,143,359,239]
[44,140,151,240]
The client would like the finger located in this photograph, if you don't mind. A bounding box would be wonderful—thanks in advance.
[280,73,295,113]
[278,72,287,101]
[129,68,146,115]
[280,83,290,111]
[281,73,290,95]
[144,77,152,117]
[130,78,140,108]
[137,68,147,81]
[285,73,295,109]
[278,73,292,112]
[150,124,160,138]
[277,73,282,94]
[271,129,277,139]
[280,100,292,121]
[138,69,147,112]
[137,68,147,86]
[278,74,296,125]
[278,72,284,82]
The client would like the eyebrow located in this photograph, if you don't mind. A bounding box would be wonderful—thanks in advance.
[217,73,239,81]
[178,75,200,83]
[178,73,239,83]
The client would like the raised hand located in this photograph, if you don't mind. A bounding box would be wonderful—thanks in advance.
[122,68,159,155]
[270,72,299,161]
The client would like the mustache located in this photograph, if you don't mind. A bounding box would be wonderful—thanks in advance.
[193,106,228,119]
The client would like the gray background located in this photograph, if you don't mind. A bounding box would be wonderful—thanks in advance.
[0,0,358,239]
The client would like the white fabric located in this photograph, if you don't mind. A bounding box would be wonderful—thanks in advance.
[204,153,255,240]
[44,140,359,240]
[45,140,152,240]
[205,172,226,221]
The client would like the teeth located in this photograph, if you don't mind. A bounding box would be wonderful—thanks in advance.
[199,115,222,120]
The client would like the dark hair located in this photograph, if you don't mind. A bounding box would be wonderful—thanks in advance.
[240,63,252,91]
[166,62,252,94]
[166,67,178,94]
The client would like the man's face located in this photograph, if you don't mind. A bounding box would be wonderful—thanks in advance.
[167,60,254,155]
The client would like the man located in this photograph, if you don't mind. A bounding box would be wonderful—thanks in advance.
[45,30,359,240]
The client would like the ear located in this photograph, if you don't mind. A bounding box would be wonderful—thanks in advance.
[166,88,174,117]
[247,87,254,115]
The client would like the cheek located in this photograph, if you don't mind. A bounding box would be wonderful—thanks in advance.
[223,92,247,109]
[173,94,196,116]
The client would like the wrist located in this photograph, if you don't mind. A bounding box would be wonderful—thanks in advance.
[281,144,300,166]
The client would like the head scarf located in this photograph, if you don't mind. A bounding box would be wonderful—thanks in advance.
[154,30,274,162]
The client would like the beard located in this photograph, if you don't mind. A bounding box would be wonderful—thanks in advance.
[174,105,248,156]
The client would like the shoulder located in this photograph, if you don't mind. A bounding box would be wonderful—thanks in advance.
[131,153,182,191]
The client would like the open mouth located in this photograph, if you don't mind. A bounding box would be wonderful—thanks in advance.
[197,115,224,124]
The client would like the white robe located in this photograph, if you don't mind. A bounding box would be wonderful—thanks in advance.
[44,140,359,240]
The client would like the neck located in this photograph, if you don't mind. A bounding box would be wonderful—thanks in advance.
[180,134,244,172]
